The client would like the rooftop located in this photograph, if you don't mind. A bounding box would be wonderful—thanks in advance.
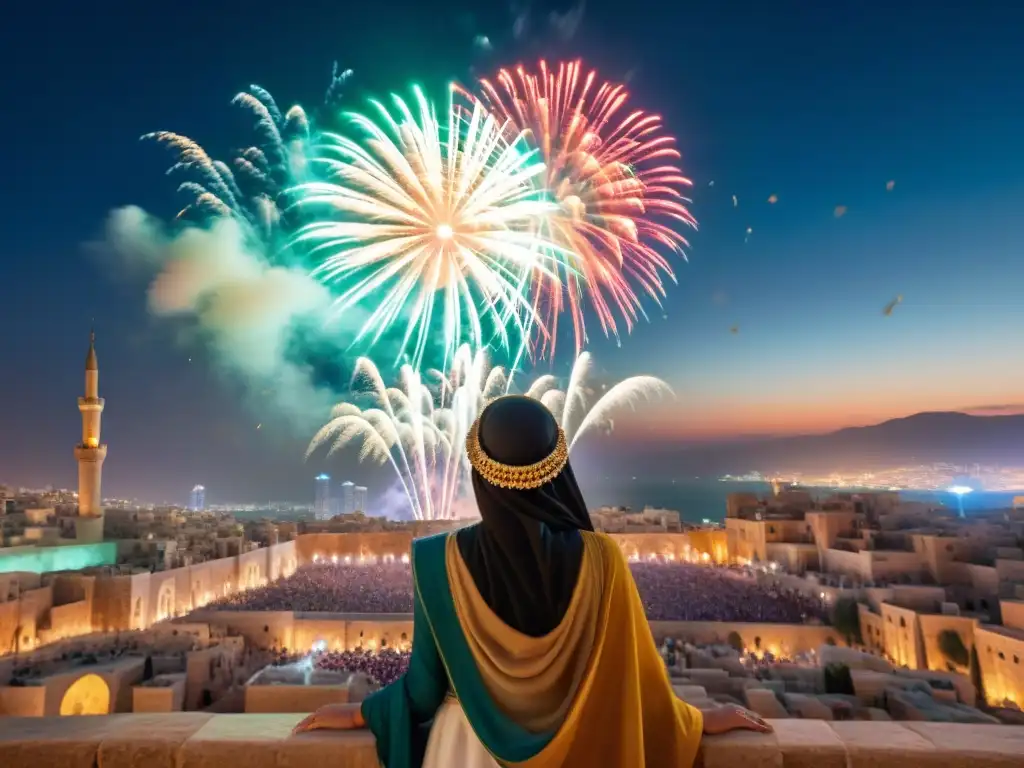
[1,714,1022,768]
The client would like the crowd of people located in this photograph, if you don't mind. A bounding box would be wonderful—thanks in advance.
[313,648,411,687]
[212,561,415,613]
[210,558,828,624]
[630,562,828,623]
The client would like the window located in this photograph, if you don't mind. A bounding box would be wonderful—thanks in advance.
[899,617,906,628]
[998,652,1005,660]
[1014,656,1020,664]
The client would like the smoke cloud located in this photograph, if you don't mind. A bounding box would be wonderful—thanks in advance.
[101,205,344,432]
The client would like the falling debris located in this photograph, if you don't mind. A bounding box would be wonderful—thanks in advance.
[744,226,752,243]
[834,205,848,218]
[883,295,903,317]
[256,423,262,430]
[473,35,492,51]
[732,194,738,207]
[708,180,715,187]
[730,325,740,334]
[767,194,778,204]
[886,180,896,191]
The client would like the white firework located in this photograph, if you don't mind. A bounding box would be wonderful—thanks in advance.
[290,85,566,370]
[308,345,671,521]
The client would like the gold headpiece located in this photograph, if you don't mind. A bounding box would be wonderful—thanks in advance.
[466,417,569,490]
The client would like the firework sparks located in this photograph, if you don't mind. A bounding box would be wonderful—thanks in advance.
[292,86,563,370]
[308,346,671,520]
[143,85,313,242]
[306,348,503,521]
[523,351,673,450]
[465,60,696,358]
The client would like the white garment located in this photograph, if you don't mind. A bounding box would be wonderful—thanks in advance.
[423,699,499,768]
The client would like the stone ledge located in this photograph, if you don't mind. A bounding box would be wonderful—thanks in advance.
[0,714,1022,768]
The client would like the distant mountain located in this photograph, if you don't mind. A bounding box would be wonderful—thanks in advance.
[634,412,1024,475]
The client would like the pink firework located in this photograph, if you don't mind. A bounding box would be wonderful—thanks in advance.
[461,60,696,358]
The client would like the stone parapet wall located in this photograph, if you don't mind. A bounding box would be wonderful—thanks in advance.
[1,713,1023,768]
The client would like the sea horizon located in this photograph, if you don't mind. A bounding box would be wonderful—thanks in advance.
[228,480,1023,523]
[581,479,1022,524]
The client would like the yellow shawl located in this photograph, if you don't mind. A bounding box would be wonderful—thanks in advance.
[445,530,703,767]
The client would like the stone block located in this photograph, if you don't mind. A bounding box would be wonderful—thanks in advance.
[99,713,214,768]
[280,730,380,768]
[179,713,299,768]
[829,721,937,768]
[905,722,1024,768]
[745,688,789,719]
[773,719,846,768]
[0,714,115,768]
[701,728,781,768]
[1,711,1023,768]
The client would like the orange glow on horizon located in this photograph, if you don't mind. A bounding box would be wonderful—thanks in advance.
[612,388,1024,442]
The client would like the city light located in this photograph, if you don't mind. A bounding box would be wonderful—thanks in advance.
[949,485,973,519]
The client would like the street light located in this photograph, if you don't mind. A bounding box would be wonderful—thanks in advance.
[949,485,973,518]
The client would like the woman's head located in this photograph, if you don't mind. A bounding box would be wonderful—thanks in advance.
[458,395,593,637]
[467,395,592,533]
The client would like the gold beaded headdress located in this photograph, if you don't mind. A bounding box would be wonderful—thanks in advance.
[466,416,569,490]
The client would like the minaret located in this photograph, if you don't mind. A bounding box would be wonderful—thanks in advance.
[74,330,107,543]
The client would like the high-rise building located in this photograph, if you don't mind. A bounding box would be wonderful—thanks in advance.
[74,331,107,543]
[340,481,355,515]
[353,485,368,513]
[190,485,206,511]
[315,474,331,520]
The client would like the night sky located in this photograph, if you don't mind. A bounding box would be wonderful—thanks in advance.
[2,0,1023,504]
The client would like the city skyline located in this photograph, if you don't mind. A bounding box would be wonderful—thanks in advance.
[1,0,1023,501]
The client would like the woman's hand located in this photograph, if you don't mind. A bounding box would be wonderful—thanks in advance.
[292,703,366,734]
[702,704,773,735]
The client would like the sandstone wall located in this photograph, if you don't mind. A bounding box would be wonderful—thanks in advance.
[649,620,842,655]
[40,600,92,643]
[293,531,728,566]
[0,601,20,655]
[1,714,1023,768]
[197,610,834,657]
[91,575,133,634]
[132,677,186,713]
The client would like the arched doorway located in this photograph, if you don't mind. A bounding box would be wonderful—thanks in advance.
[59,674,110,716]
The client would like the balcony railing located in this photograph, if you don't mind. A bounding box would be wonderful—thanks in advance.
[0,713,1022,768]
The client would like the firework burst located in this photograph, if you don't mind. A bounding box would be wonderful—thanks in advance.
[307,345,671,521]
[142,68,356,244]
[462,60,697,357]
[291,85,567,371]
